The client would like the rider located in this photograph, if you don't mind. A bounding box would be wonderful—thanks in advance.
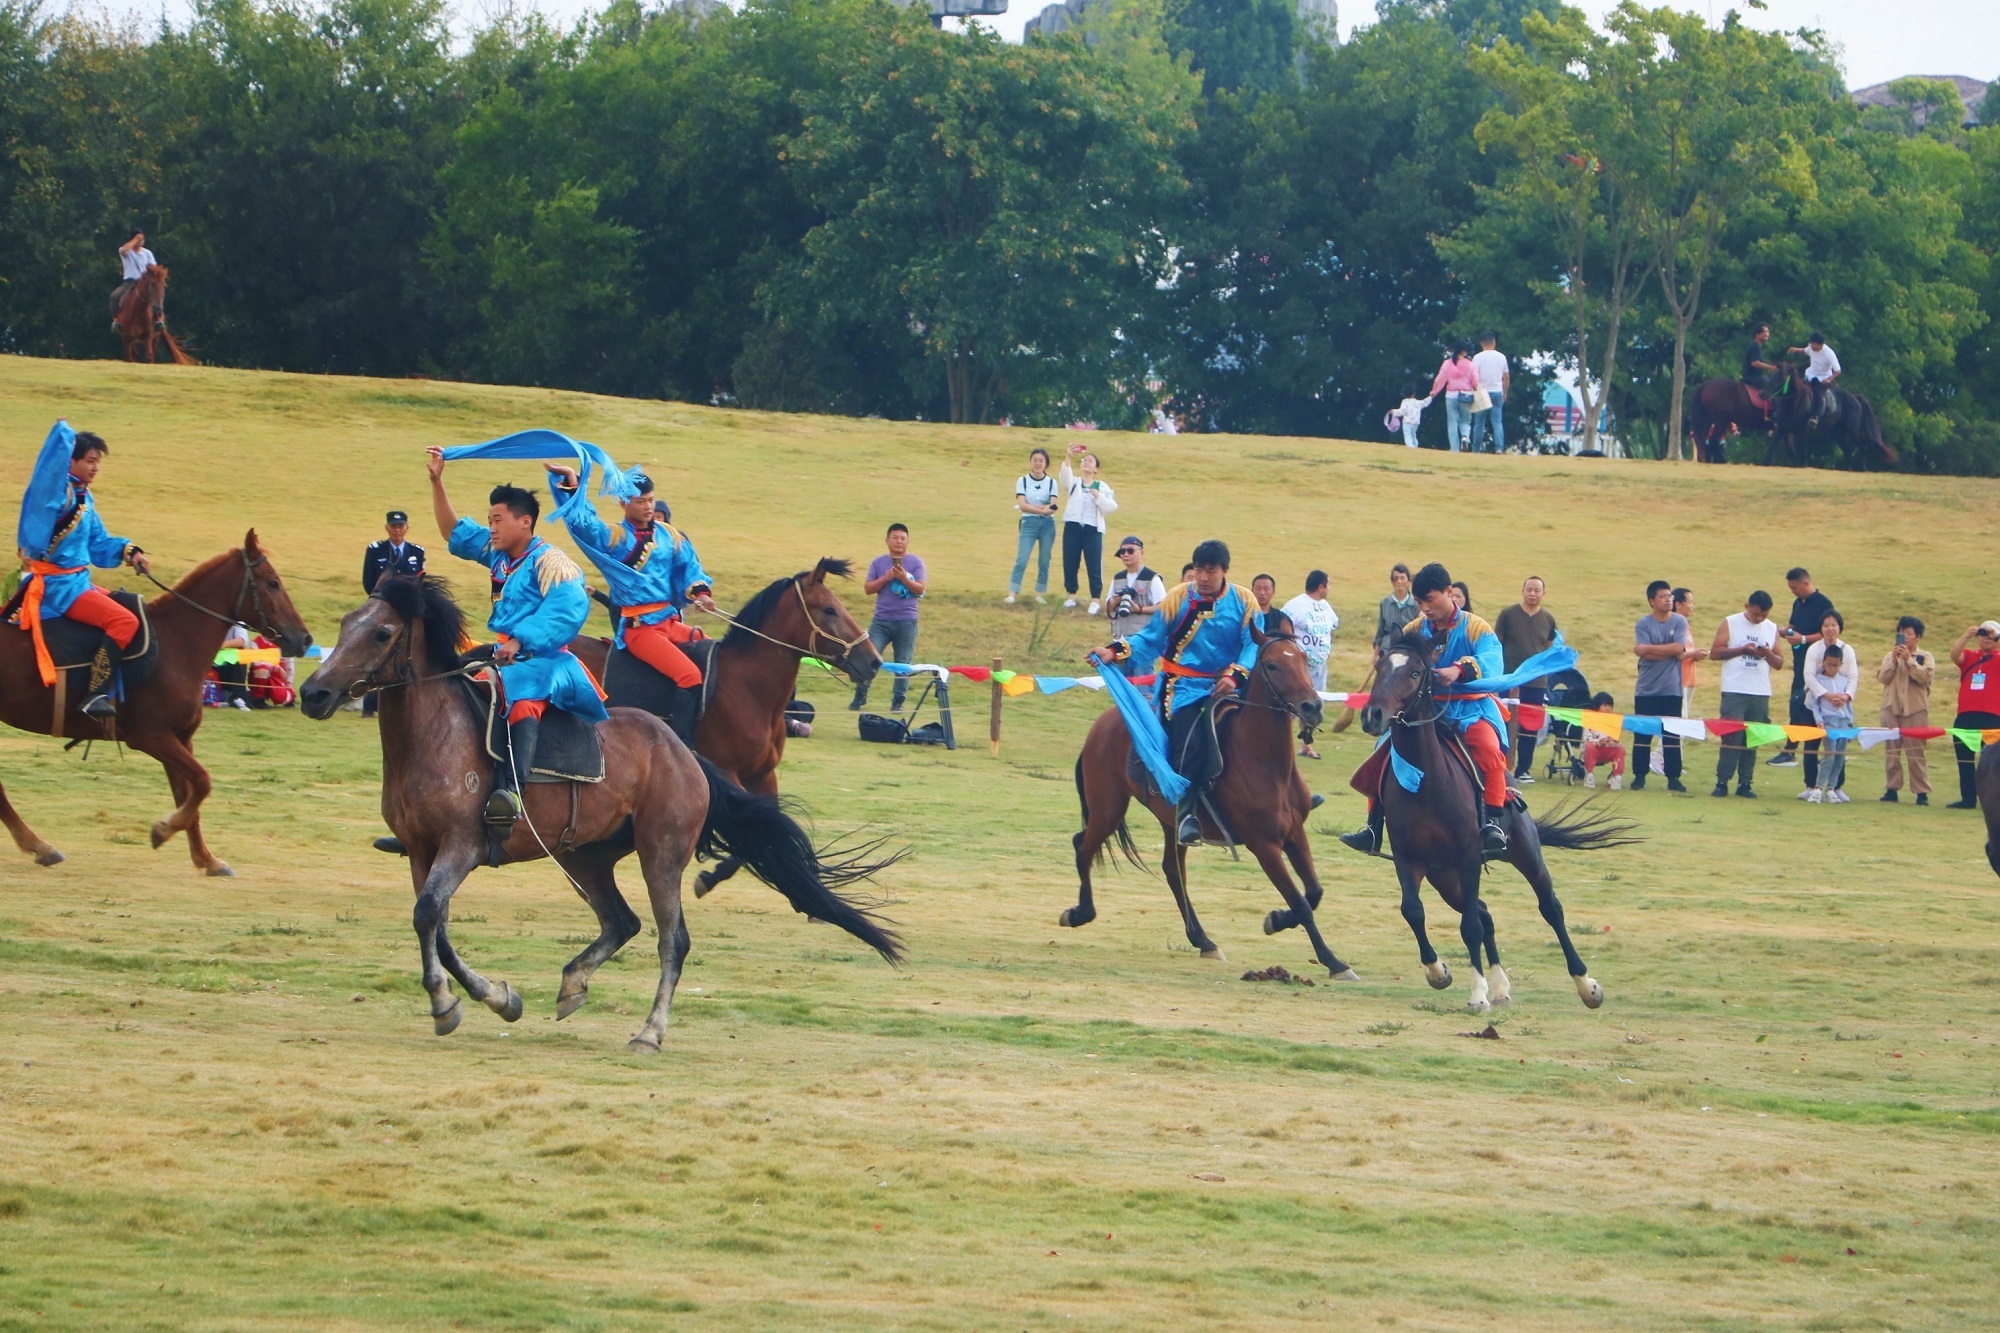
[1340,561,1511,857]
[1740,322,1779,400]
[1786,330,1841,429]
[426,447,607,832]
[110,231,156,331]
[1089,538,1261,846]
[543,462,717,745]
[13,423,151,718]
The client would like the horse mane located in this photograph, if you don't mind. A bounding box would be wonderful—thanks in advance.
[1387,627,1438,661]
[144,548,239,615]
[377,575,467,674]
[723,558,853,647]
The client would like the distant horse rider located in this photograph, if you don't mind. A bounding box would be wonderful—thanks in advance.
[1088,538,1262,846]
[110,231,157,331]
[426,447,607,832]
[13,423,151,719]
[1786,330,1841,429]
[544,462,717,744]
[1741,322,1779,404]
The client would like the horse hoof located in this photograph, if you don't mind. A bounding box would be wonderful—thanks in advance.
[1577,977,1605,1010]
[149,821,174,849]
[1199,947,1227,962]
[491,982,524,1023]
[1490,992,1510,1006]
[34,848,64,867]
[556,990,588,1020]
[433,998,462,1036]
[1466,999,1490,1015]
[1330,968,1359,982]
[1058,907,1093,928]
[206,863,235,878]
[693,871,716,898]
[1262,910,1291,936]
[627,1034,662,1055]
[1427,963,1453,990]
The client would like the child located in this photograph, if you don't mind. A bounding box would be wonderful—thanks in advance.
[1808,643,1855,803]
[1581,691,1625,791]
[1392,383,1435,449]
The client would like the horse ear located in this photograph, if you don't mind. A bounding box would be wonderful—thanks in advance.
[1250,614,1269,646]
[808,561,829,587]
[243,528,262,556]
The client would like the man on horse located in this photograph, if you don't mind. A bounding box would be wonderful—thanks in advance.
[1786,331,1841,429]
[13,422,151,719]
[1341,560,1511,858]
[1741,323,1779,406]
[1089,538,1261,846]
[426,447,607,832]
[543,462,717,744]
[110,231,157,331]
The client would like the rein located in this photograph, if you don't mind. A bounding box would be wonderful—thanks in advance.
[336,597,484,699]
[694,577,869,666]
[142,549,287,644]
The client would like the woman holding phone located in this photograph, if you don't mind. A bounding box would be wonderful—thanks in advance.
[1058,443,1118,615]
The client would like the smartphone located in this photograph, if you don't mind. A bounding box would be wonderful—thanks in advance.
[1896,630,1907,645]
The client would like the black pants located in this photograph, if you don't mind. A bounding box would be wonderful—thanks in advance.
[1631,693,1682,781]
[1785,649,1826,785]
[1953,710,2000,804]
[1513,685,1547,776]
[1062,522,1103,598]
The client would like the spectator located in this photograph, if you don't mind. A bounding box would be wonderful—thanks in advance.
[1877,616,1934,805]
[213,623,254,710]
[358,509,426,716]
[1581,692,1625,791]
[1429,343,1478,452]
[1392,382,1434,449]
[1450,580,1471,613]
[1770,566,1834,774]
[1058,443,1117,614]
[1179,561,1195,583]
[1250,573,1277,617]
[1946,620,2000,809]
[1801,611,1856,798]
[1673,588,1707,719]
[1709,590,1783,798]
[1470,332,1511,453]
[1631,579,1689,792]
[849,523,927,714]
[1373,563,1416,663]
[1107,537,1167,676]
[1281,570,1340,759]
[1806,644,1855,804]
[1006,448,1060,605]
[1496,576,1557,782]
[1802,613,1857,802]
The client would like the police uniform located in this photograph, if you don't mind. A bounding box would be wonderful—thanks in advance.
[362,516,426,594]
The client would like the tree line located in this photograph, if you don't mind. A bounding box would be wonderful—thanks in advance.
[1,0,1994,469]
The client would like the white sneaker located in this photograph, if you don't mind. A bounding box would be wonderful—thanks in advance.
[230,697,250,710]
[1034,595,1047,605]
[1830,789,1851,804]
[1063,598,1078,608]
[1004,593,1017,604]
[1517,772,1535,784]
[1804,788,1823,803]
[1608,775,1622,792]
[1583,773,1596,789]
[1087,600,1101,616]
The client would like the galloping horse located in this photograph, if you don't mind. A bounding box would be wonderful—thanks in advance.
[568,558,880,895]
[1059,614,1358,979]
[1687,377,1773,463]
[112,264,195,365]
[0,534,312,874]
[300,577,900,1052]
[1358,632,1634,1012]
[1770,364,1895,468]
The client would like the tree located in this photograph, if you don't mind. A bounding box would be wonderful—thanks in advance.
[1160,0,1296,97]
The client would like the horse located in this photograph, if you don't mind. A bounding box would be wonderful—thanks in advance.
[1058,614,1358,979]
[1357,632,1636,1012]
[1687,377,1773,463]
[0,533,312,874]
[112,264,195,366]
[1770,364,1895,468]
[299,576,901,1052]
[567,558,881,896]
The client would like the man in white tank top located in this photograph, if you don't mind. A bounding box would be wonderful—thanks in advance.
[1708,589,1783,797]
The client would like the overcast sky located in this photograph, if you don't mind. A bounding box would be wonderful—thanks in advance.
[78,0,1998,92]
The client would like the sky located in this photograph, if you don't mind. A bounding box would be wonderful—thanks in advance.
[76,0,1999,92]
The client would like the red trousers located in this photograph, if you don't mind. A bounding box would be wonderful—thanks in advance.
[624,618,702,690]
[64,586,140,649]
[1463,718,1509,807]
[1582,740,1626,776]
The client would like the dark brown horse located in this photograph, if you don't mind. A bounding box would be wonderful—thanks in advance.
[1687,377,1773,463]
[1059,616,1358,979]
[569,558,880,895]
[113,264,194,365]
[300,577,900,1052]
[1770,364,1896,468]
[0,534,312,874]
[1357,633,1635,1012]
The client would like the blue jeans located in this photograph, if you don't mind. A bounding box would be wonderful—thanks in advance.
[1009,515,1054,594]
[1471,393,1505,452]
[853,616,919,711]
[1443,393,1474,451]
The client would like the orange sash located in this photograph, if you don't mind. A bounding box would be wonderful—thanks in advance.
[1157,660,1220,679]
[18,560,85,688]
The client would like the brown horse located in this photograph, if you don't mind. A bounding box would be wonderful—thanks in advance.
[1358,633,1634,1012]
[1687,377,1772,463]
[113,264,194,365]
[569,558,880,895]
[1058,615,1358,979]
[300,576,900,1052]
[0,533,312,874]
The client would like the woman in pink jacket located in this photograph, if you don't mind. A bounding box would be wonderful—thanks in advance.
[1429,343,1478,453]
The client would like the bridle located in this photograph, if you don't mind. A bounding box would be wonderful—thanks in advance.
[697,577,871,668]
[1382,649,1443,729]
[1232,630,1318,723]
[143,549,292,646]
[334,594,480,699]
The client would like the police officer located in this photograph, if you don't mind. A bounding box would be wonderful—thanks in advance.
[356,511,426,713]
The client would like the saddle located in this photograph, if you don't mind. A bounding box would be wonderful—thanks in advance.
[601,637,717,723]
[462,673,605,785]
[1350,731,1526,812]
[0,589,159,736]
[1125,694,1231,798]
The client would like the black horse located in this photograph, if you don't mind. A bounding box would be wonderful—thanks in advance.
[1770,364,1896,468]
[1354,633,1637,1012]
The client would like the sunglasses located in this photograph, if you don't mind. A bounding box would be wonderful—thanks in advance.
[1116,547,1139,556]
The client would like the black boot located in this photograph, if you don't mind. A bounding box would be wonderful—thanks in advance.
[666,685,700,747]
[80,634,120,719]
[487,715,540,828]
[1339,806,1384,854]
[1176,795,1203,845]
[1482,804,1510,855]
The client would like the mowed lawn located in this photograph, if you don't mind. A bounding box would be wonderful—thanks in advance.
[2,357,1998,1330]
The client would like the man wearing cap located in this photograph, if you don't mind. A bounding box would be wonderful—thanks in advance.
[1106,536,1166,678]
[356,510,427,715]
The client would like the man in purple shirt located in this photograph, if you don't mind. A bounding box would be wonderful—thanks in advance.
[850,522,928,713]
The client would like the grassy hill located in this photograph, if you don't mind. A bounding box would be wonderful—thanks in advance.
[2,357,1998,1329]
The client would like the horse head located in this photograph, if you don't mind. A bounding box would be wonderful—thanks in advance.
[300,575,460,720]
[1247,610,1322,731]
[1362,631,1436,737]
[729,558,880,685]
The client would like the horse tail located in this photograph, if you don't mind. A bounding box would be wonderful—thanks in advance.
[1074,752,1144,871]
[1532,797,1643,853]
[160,330,197,366]
[694,754,903,963]
[1854,394,1896,466]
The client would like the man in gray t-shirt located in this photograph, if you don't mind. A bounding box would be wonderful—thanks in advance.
[1631,579,1689,791]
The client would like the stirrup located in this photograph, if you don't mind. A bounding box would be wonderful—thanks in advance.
[1176,807,1203,846]
[1339,825,1379,854]
[1481,820,1510,854]
[81,693,118,719]
[484,788,523,829]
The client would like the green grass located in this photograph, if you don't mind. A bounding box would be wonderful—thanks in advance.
[2,357,1999,1328]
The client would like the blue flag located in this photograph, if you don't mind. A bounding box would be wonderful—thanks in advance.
[1093,658,1187,803]
[440,429,642,518]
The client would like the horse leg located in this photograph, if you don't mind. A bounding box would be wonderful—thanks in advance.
[1512,843,1603,1009]
[1161,836,1221,960]
[627,807,699,1054]
[170,727,230,876]
[1476,900,1509,1005]
[1062,763,1130,931]
[409,843,483,1034]
[1249,835,1355,980]
[554,845,644,1019]
[1395,857,1450,990]
[1260,832,1325,935]
[1457,855,1491,1014]
[127,731,229,874]
[693,855,740,898]
[0,776,63,866]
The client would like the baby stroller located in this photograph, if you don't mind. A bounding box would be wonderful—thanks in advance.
[1540,667,1592,785]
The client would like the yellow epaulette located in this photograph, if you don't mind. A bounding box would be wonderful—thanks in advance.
[536,545,582,592]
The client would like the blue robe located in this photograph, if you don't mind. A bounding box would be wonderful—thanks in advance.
[15,421,135,618]
[1404,610,1508,747]
[1116,582,1263,718]
[448,517,608,723]
[552,485,712,651]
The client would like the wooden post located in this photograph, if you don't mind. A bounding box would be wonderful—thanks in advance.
[990,655,1004,757]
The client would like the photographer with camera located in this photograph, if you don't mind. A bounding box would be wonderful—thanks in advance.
[1876,617,1934,804]
[1106,536,1166,678]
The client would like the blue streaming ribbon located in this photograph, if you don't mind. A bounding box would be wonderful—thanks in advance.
[1446,634,1579,696]
[1092,656,1187,803]
[440,429,642,519]
[1390,743,1425,793]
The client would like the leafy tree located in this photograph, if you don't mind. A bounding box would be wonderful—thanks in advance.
[1161,0,1296,97]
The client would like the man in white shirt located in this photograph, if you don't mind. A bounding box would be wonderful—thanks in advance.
[1786,331,1841,428]
[1708,589,1784,798]
[1106,535,1166,673]
[1470,331,1511,453]
[1280,570,1339,757]
[111,230,157,328]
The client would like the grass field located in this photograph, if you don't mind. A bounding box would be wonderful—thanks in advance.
[3,356,1999,1330]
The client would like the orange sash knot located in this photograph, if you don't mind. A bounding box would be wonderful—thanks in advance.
[19,560,86,688]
